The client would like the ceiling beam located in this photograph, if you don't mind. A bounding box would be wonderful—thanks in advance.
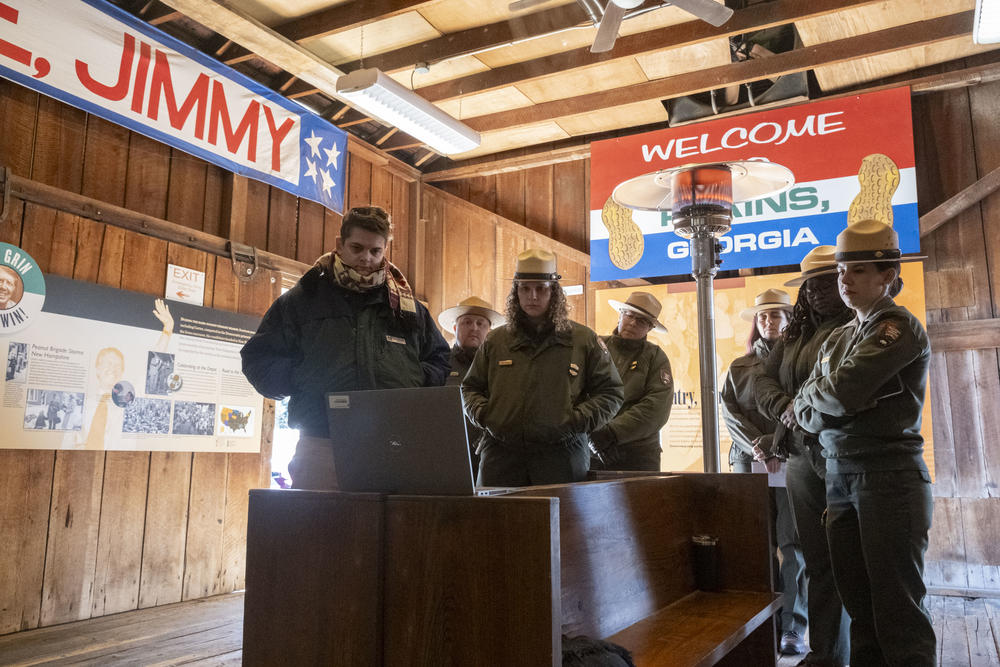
[465,11,976,133]
[418,0,882,103]
[275,0,437,44]
[157,0,346,93]
[274,0,883,105]
[336,2,591,76]
[425,58,1000,176]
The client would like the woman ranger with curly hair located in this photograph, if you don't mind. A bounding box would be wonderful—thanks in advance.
[462,248,623,487]
[755,246,854,667]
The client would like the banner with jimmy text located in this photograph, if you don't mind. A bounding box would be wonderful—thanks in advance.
[0,0,347,212]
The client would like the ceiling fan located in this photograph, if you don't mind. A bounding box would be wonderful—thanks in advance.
[509,0,734,53]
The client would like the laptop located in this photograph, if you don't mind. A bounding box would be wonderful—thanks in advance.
[325,385,511,496]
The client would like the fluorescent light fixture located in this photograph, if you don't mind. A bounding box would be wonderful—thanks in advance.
[336,68,481,155]
[975,0,1000,44]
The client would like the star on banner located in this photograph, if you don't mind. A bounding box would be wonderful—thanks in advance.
[320,169,336,196]
[303,158,318,182]
[304,132,324,158]
[324,143,341,170]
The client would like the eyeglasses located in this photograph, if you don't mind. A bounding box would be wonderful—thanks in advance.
[621,311,654,328]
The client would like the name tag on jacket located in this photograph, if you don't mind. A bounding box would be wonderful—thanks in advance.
[386,335,406,345]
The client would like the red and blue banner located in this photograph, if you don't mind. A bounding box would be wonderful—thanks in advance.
[590,88,919,280]
[0,0,346,213]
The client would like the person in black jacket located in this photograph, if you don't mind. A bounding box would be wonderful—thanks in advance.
[590,291,672,471]
[241,206,450,490]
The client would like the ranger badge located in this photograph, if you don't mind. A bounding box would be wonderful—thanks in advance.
[875,320,903,347]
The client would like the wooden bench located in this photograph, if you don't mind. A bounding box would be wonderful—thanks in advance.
[243,473,779,666]
[518,473,781,666]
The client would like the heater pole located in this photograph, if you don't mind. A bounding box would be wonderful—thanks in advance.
[690,224,721,473]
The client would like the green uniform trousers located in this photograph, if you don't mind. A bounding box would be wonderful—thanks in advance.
[786,445,850,666]
[477,438,589,487]
[825,469,935,667]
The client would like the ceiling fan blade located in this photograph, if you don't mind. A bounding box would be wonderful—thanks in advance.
[508,0,549,11]
[591,2,626,53]
[670,0,733,27]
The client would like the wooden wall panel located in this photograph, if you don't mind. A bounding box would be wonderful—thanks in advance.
[468,213,497,311]
[124,135,169,220]
[553,160,588,251]
[31,96,85,193]
[524,164,554,238]
[267,188,298,260]
[0,80,37,177]
[183,453,228,600]
[296,200,325,264]
[139,451,192,609]
[243,179,270,250]
[422,189,445,319]
[390,176,411,277]
[81,118,129,206]
[348,156,373,210]
[495,170,525,227]
[0,450,53,634]
[166,152,208,231]
[442,205,470,317]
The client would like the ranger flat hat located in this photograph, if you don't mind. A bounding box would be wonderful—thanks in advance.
[513,248,561,282]
[784,245,838,287]
[437,296,505,331]
[608,291,667,333]
[739,288,794,321]
[835,219,926,264]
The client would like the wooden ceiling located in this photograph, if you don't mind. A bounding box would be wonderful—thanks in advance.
[120,0,998,170]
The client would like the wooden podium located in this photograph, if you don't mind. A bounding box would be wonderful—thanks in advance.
[243,473,780,666]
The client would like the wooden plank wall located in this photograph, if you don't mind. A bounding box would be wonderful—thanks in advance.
[417,185,592,340]
[435,160,591,255]
[0,79,420,635]
[427,70,1000,592]
[912,63,1000,593]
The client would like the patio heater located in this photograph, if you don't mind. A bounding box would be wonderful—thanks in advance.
[612,161,794,472]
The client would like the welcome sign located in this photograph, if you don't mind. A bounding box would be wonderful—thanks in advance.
[590,87,919,280]
[0,0,347,213]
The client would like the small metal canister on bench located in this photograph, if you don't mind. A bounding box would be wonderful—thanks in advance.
[691,535,720,591]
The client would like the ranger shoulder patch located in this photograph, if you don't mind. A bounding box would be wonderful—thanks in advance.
[875,319,904,347]
[660,368,672,386]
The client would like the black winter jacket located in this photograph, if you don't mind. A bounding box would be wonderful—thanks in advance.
[241,265,450,437]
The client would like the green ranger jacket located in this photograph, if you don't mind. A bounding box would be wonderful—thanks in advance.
[794,297,930,474]
[755,310,854,456]
[445,344,474,387]
[462,321,624,452]
[240,265,451,438]
[720,338,774,462]
[590,334,672,455]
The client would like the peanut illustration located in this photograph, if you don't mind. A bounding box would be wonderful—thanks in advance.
[602,196,644,270]
[847,153,900,227]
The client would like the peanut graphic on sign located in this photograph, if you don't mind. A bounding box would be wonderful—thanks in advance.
[602,196,644,270]
[847,153,900,226]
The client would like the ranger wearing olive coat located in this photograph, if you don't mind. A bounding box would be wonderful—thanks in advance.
[462,249,623,487]
[590,291,672,471]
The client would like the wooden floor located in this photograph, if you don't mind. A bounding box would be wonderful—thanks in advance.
[0,593,997,666]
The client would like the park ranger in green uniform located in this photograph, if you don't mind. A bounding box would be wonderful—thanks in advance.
[794,219,934,667]
[590,291,673,472]
[462,248,624,487]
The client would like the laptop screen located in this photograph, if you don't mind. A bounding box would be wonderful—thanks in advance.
[325,385,478,495]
